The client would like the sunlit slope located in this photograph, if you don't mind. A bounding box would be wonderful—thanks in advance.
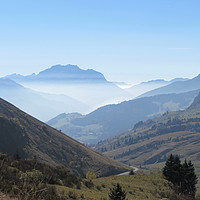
[0,98,129,177]
[56,173,176,200]
[96,92,200,168]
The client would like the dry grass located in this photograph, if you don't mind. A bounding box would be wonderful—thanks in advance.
[56,173,174,200]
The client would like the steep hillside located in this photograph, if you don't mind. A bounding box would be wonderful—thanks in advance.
[0,78,90,121]
[48,90,199,144]
[0,98,129,177]
[95,93,200,169]
[140,73,200,97]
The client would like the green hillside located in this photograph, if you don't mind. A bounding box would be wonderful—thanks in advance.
[0,97,129,177]
[1,152,188,200]
[95,92,200,175]
[56,173,178,200]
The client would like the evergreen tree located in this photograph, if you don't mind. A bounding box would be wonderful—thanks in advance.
[163,154,181,187]
[163,155,198,198]
[181,160,198,198]
[129,169,134,175]
[109,183,127,200]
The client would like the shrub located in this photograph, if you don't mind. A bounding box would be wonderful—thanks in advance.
[96,185,102,191]
[129,169,135,175]
[84,180,94,188]
[109,183,127,200]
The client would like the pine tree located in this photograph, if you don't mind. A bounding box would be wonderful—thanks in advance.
[163,155,198,198]
[129,169,134,175]
[109,183,127,200]
[163,154,182,187]
[181,160,198,198]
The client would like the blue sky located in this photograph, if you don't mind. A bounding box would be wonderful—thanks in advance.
[0,0,200,83]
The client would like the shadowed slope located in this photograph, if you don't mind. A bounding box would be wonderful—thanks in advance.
[0,98,129,177]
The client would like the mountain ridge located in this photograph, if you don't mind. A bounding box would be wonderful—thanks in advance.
[139,73,200,98]
[48,89,199,144]
[4,64,131,108]
[5,64,107,83]
[127,78,188,98]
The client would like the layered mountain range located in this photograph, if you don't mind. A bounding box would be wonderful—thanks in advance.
[5,65,130,108]
[126,78,188,98]
[6,64,107,83]
[0,78,90,121]
[2,64,200,182]
[140,74,200,97]
[48,90,199,144]
[3,64,200,147]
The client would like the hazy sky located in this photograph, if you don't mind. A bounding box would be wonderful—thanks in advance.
[0,0,200,84]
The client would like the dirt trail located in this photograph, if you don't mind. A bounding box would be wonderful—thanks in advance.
[115,166,139,176]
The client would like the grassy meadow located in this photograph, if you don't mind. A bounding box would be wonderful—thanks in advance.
[55,173,176,200]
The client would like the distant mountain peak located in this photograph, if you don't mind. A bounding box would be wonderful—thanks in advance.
[141,79,166,84]
[140,78,188,85]
[139,73,200,98]
[170,78,188,83]
[48,64,80,71]
[39,64,82,75]
[40,64,98,74]
[5,64,107,83]
[36,64,107,82]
